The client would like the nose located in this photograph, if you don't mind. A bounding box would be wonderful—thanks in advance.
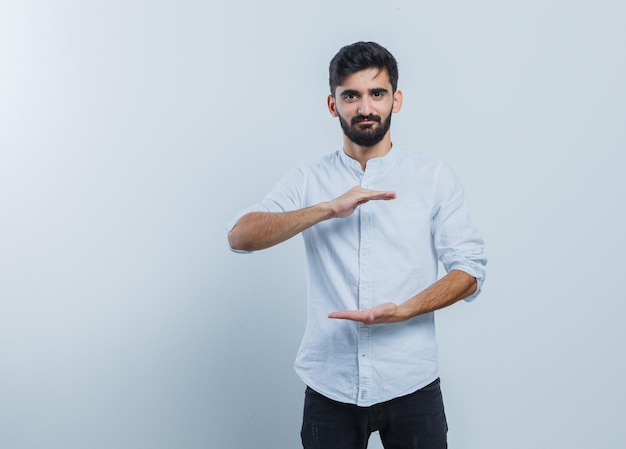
[358,96,372,116]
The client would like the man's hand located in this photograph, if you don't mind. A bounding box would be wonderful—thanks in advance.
[326,186,396,219]
[327,270,477,325]
[328,302,402,324]
[229,186,395,251]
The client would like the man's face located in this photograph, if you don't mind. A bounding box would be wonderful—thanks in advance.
[328,67,402,147]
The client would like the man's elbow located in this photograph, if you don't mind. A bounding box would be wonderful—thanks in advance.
[228,227,249,251]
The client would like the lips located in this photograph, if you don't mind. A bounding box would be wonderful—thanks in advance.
[352,115,381,126]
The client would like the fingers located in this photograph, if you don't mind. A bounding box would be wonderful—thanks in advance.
[328,310,360,319]
[328,310,375,324]
[330,187,396,218]
[328,303,399,325]
[358,189,396,201]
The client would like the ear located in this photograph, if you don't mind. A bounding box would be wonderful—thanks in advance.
[327,94,339,117]
[392,89,403,113]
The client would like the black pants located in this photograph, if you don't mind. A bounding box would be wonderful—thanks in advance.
[301,378,447,449]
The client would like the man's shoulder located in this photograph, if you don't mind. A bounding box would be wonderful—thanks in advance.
[319,149,343,162]
[299,149,345,171]
[281,150,343,181]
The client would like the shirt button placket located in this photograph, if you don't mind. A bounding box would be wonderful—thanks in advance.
[357,175,373,404]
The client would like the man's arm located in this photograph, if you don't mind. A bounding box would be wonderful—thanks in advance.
[328,269,477,324]
[228,186,396,251]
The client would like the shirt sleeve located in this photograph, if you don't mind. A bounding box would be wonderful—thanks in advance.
[226,162,308,252]
[431,163,487,301]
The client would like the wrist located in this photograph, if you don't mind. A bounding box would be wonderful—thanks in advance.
[396,301,416,321]
[316,201,336,220]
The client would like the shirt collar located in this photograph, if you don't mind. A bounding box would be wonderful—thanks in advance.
[339,145,396,173]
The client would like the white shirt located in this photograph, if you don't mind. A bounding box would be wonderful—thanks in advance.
[227,147,487,406]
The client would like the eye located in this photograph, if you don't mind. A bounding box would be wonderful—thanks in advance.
[372,91,385,99]
[344,93,358,102]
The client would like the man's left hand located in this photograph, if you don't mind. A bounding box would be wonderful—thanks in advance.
[328,302,401,324]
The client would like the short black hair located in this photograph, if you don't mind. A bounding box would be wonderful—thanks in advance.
[328,41,399,96]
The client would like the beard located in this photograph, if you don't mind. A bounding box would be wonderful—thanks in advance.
[338,110,392,147]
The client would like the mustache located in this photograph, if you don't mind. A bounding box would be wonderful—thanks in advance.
[351,114,381,125]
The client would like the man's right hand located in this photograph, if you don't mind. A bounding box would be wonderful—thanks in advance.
[326,186,397,218]
[228,186,396,251]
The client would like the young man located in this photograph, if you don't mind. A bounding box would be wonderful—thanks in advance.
[227,41,486,449]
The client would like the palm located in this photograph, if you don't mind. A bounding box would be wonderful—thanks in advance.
[328,302,399,324]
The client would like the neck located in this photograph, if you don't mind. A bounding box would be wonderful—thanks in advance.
[342,134,393,171]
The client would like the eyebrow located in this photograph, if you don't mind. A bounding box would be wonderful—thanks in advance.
[338,87,390,97]
[339,89,359,97]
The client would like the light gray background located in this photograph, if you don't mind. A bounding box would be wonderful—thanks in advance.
[1,1,624,448]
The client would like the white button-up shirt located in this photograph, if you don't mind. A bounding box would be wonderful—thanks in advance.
[228,147,486,406]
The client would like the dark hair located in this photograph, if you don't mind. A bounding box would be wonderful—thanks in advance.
[328,41,399,95]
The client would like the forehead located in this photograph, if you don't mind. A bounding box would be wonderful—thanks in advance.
[337,67,392,92]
